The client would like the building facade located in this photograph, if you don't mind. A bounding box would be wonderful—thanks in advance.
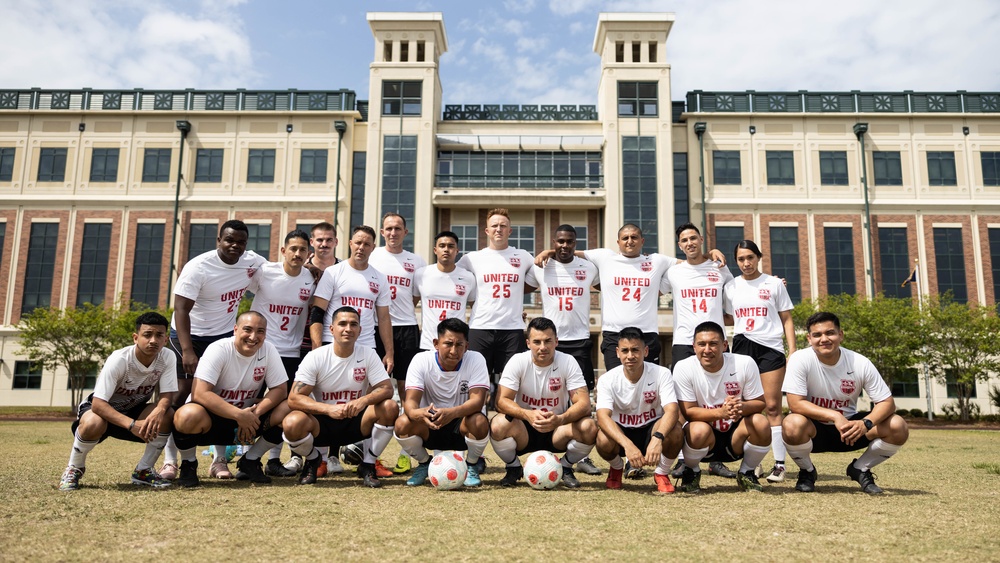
[1,12,997,413]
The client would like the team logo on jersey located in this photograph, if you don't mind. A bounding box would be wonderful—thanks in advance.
[840,379,856,395]
[455,284,467,296]
[641,261,652,272]
[706,270,720,283]
[253,366,266,382]
[724,381,741,396]
[574,270,587,281]
[759,288,771,301]
[403,262,415,273]
[460,381,470,395]
[299,287,312,301]
[548,377,562,392]
[246,267,256,278]
[643,390,657,404]
[353,367,366,382]
[509,257,521,268]
[369,281,380,294]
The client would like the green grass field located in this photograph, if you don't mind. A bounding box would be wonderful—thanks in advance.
[1,421,998,561]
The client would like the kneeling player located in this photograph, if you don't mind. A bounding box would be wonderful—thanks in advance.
[782,312,908,495]
[282,307,398,487]
[594,327,683,493]
[394,318,491,487]
[172,312,290,487]
[59,312,178,490]
[490,317,597,488]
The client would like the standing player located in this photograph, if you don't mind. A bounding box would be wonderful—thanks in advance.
[724,239,795,483]
[282,307,398,487]
[413,231,476,351]
[172,311,290,487]
[594,327,684,493]
[673,321,772,492]
[394,319,491,487]
[490,317,597,488]
[161,219,265,481]
[369,212,426,475]
[58,312,177,490]
[782,312,908,495]
[248,229,316,477]
[456,208,534,409]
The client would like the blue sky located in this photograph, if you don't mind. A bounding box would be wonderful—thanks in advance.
[2,0,1000,106]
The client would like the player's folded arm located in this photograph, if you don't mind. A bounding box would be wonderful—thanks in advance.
[191,378,243,420]
[678,400,723,423]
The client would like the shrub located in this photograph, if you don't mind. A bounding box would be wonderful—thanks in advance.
[909,408,924,418]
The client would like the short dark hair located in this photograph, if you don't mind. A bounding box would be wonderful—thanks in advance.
[237,310,266,325]
[694,321,726,341]
[311,222,335,236]
[352,225,377,241]
[219,219,248,237]
[806,311,841,332]
[675,222,701,239]
[284,229,310,245]
[617,223,642,238]
[527,317,557,338]
[134,311,169,332]
[617,326,644,346]
[555,224,577,235]
[332,306,361,323]
[435,231,459,245]
[437,317,470,339]
[382,212,406,228]
[734,239,762,261]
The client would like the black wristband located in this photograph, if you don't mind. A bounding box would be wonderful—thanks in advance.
[128,419,136,431]
[652,431,665,440]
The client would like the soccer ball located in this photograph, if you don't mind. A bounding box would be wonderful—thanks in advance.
[523,450,563,490]
[428,451,468,491]
[339,442,364,466]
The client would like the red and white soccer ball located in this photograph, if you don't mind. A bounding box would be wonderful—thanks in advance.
[523,450,563,490]
[428,451,468,491]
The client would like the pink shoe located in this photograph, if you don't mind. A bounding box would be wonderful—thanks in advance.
[210,460,233,479]
[158,463,178,481]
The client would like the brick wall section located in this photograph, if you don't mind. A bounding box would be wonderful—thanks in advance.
[11,210,71,324]
[706,213,752,251]
[0,209,17,325]
[67,211,124,307]
[813,213,866,298]
[237,210,282,258]
[922,214,979,302]
[534,209,545,252]
[122,211,173,309]
[439,208,451,232]
[871,214,919,297]
[588,210,599,249]
[979,214,1000,307]
[477,208,488,248]
[758,213,812,300]
[180,211,227,265]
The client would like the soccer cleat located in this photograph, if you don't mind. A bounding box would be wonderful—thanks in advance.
[298,454,323,485]
[654,473,675,493]
[605,466,623,489]
[846,459,884,495]
[59,466,84,491]
[158,462,178,481]
[209,460,233,479]
[624,461,646,479]
[392,453,411,474]
[561,467,580,489]
[473,456,486,475]
[754,464,765,478]
[737,470,764,492]
[406,460,431,486]
[131,468,171,488]
[500,466,524,488]
[265,458,298,477]
[175,460,200,488]
[316,459,328,478]
[679,467,702,493]
[463,464,482,487]
[794,467,818,493]
[708,461,736,479]
[670,459,686,479]
[766,464,786,483]
[326,456,345,474]
[235,457,272,484]
[576,457,602,476]
[374,459,393,478]
[358,462,382,488]
[283,454,303,472]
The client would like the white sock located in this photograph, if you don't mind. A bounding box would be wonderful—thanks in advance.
[394,433,429,463]
[740,441,771,474]
[654,454,675,476]
[682,443,708,470]
[68,433,98,468]
[771,426,786,465]
[361,438,377,464]
[465,435,489,465]
[137,433,169,471]
[162,434,178,466]
[179,447,198,463]
[244,437,276,461]
[609,455,624,470]
[213,445,228,462]
[370,424,394,458]
[268,443,284,462]
[854,438,901,471]
[316,446,330,462]
[284,432,315,458]
[562,439,594,467]
[784,439,814,472]
[490,436,520,466]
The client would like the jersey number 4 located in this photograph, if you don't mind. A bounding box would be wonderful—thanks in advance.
[690,298,707,313]
[621,287,641,301]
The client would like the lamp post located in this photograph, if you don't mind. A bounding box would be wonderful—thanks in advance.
[693,122,708,252]
[167,120,191,302]
[333,120,347,238]
[854,122,875,297]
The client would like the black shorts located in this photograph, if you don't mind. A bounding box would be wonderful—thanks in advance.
[557,338,595,390]
[617,419,658,458]
[703,422,742,463]
[811,412,872,453]
[169,331,232,379]
[468,329,527,378]
[732,334,786,373]
[670,344,695,371]
[72,397,149,444]
[501,414,567,455]
[257,356,299,399]
[375,324,421,380]
[424,418,468,451]
[313,411,368,448]
[173,408,282,451]
[601,331,661,371]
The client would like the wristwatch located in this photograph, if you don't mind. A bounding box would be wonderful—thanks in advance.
[652,431,665,440]
[862,418,873,431]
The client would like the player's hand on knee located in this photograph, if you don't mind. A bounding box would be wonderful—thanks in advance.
[624,443,644,468]
[644,441,662,466]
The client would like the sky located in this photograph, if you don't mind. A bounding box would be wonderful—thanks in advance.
[1,0,999,107]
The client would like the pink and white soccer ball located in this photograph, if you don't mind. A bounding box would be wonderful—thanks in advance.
[428,451,468,490]
[523,450,563,490]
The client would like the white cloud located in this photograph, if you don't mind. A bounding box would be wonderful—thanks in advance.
[516,36,549,52]
[503,0,537,13]
[548,0,602,16]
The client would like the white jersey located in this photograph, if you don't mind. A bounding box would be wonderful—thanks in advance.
[413,265,476,350]
[92,346,178,412]
[249,261,316,357]
[673,353,764,432]
[498,350,586,416]
[369,247,426,326]
[584,249,675,333]
[405,350,491,409]
[295,344,389,405]
[194,339,286,409]
[315,261,391,348]
[724,273,793,352]
[457,246,534,330]
[783,347,892,423]
[525,258,598,341]
[596,362,676,428]
[172,249,265,336]
[665,260,734,346]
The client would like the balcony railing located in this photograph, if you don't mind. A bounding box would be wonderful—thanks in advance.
[684,90,1000,114]
[0,88,358,112]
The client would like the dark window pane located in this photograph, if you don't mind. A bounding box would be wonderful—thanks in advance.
[132,223,164,308]
[0,147,15,181]
[89,148,119,182]
[891,368,920,398]
[933,227,967,303]
[878,227,911,299]
[617,81,657,117]
[819,151,849,185]
[824,226,856,295]
[714,226,744,280]
[38,148,67,182]
[13,361,43,389]
[300,149,328,183]
[982,152,1000,186]
[770,226,802,303]
[673,153,689,234]
[873,151,903,186]
[22,222,59,314]
[766,150,794,185]
[927,151,957,186]
[195,149,224,182]
[382,80,422,116]
[990,228,1000,314]
[76,223,112,306]
[713,150,741,184]
[247,224,270,260]
[187,223,217,261]
[141,148,171,182]
[247,149,275,183]
[622,136,658,251]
